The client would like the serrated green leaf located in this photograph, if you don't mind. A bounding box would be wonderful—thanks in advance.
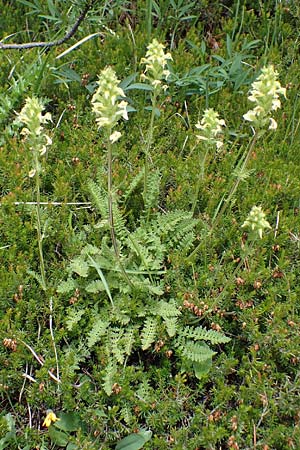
[85,279,105,293]
[56,278,76,294]
[69,257,89,277]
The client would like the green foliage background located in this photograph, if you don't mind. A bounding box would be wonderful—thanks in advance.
[0,0,300,449]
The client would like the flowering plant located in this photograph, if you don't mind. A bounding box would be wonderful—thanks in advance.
[243,65,286,131]
[195,108,226,149]
[17,97,52,177]
[43,411,60,428]
[242,205,271,239]
[141,38,172,91]
[91,67,128,142]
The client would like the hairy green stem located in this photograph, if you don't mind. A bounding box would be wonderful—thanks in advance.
[34,158,47,291]
[188,132,259,261]
[34,149,60,385]
[143,91,157,209]
[107,134,133,287]
[191,146,209,215]
[213,132,258,227]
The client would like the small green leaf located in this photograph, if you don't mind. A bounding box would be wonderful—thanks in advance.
[54,412,81,432]
[48,426,69,446]
[66,443,79,450]
[69,257,89,277]
[123,82,153,91]
[115,429,152,450]
[193,358,212,379]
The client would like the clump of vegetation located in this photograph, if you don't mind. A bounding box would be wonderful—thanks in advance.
[1,1,300,449]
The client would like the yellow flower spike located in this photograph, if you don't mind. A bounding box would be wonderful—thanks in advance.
[140,38,172,89]
[91,67,128,133]
[195,108,226,149]
[243,65,286,131]
[42,410,60,427]
[241,206,272,239]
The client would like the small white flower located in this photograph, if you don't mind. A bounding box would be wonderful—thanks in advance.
[17,97,52,173]
[109,131,122,143]
[269,118,277,130]
[28,169,36,178]
[243,109,258,123]
[17,97,52,138]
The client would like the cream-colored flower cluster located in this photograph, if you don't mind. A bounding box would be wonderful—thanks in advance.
[92,67,128,142]
[242,205,271,239]
[195,108,226,149]
[17,97,52,177]
[243,65,286,130]
[141,38,172,90]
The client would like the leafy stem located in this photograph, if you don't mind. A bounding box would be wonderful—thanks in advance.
[191,146,210,216]
[188,131,259,261]
[143,89,157,212]
[34,156,47,292]
[106,131,133,287]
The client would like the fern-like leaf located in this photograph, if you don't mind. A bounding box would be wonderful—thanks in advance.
[65,308,86,331]
[86,318,109,348]
[122,168,144,202]
[109,329,126,364]
[143,169,161,216]
[102,360,117,396]
[155,300,181,319]
[181,325,231,345]
[88,179,108,218]
[176,231,196,254]
[57,278,77,294]
[180,341,216,363]
[123,327,136,355]
[141,317,158,350]
[164,317,177,337]
[112,201,128,243]
[69,256,89,277]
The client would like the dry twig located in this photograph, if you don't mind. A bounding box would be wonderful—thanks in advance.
[0,0,96,50]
